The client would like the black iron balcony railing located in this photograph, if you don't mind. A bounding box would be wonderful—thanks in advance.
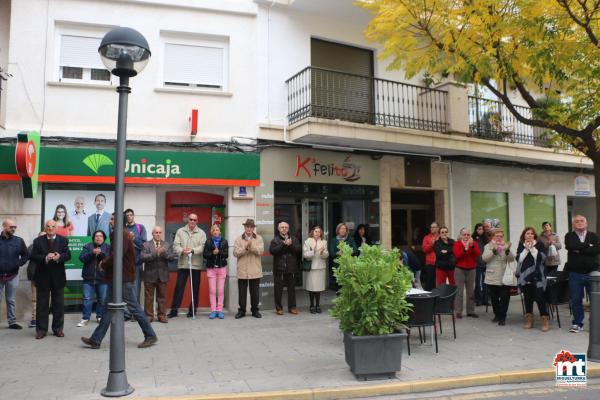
[286,67,448,133]
[468,96,552,147]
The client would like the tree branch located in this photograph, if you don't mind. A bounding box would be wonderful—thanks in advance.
[556,0,599,46]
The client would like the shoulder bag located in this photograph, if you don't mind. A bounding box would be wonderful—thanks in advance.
[502,259,518,286]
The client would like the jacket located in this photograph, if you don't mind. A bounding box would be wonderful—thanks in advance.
[303,237,329,270]
[564,231,600,274]
[516,241,547,289]
[0,234,28,276]
[173,226,207,269]
[101,229,136,283]
[79,242,110,282]
[328,236,358,266]
[27,244,39,281]
[141,240,176,283]
[203,237,229,268]
[434,239,455,270]
[31,234,71,290]
[453,240,480,270]
[233,233,264,279]
[270,234,302,274]
[422,233,438,266]
[126,223,147,265]
[482,241,515,286]
[538,232,562,267]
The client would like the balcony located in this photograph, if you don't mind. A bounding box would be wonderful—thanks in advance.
[468,96,552,148]
[286,67,448,133]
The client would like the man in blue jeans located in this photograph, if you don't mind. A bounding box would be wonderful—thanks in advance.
[564,214,600,333]
[81,221,157,349]
[0,219,29,330]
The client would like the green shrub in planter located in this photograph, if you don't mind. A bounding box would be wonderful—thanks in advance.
[330,243,414,336]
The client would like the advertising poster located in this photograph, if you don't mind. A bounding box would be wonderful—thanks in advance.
[43,189,115,310]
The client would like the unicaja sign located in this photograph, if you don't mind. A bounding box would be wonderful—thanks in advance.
[125,158,181,178]
[554,350,586,386]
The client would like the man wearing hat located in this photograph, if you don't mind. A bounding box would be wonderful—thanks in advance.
[233,219,264,319]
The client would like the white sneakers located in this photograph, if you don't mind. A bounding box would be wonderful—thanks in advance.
[569,324,582,333]
[77,319,89,327]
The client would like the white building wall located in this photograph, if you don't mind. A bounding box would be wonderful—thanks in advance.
[0,0,10,127]
[3,0,258,141]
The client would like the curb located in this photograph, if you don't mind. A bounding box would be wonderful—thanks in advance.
[142,365,600,400]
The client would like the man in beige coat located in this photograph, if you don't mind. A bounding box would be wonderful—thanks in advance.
[168,213,206,318]
[233,219,264,319]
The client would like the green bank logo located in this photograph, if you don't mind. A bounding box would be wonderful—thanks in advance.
[83,154,113,174]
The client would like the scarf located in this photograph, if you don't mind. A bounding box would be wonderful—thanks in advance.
[212,236,221,248]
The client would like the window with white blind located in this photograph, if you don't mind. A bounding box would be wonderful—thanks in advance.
[162,40,228,90]
[59,35,111,83]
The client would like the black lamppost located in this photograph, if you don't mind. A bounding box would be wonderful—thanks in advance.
[98,27,150,397]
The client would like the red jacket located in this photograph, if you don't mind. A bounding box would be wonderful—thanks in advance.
[453,240,480,269]
[422,233,438,266]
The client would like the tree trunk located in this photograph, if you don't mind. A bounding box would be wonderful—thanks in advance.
[594,160,600,233]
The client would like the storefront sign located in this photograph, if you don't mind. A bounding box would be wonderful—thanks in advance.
[14,131,40,198]
[574,175,592,196]
[0,145,260,186]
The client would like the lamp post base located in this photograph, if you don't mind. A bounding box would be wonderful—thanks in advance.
[101,372,134,397]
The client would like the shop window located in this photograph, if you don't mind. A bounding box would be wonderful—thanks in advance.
[524,194,555,232]
[59,35,112,84]
[471,191,509,235]
[162,34,228,90]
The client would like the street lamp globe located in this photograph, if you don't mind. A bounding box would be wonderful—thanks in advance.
[99,27,151,78]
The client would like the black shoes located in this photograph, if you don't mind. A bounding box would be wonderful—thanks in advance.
[8,323,22,330]
[81,337,100,349]
[186,310,196,318]
[492,316,500,322]
[138,336,158,348]
[498,319,506,326]
[315,307,322,314]
[467,313,479,318]
[235,311,245,319]
[167,310,178,318]
[252,311,262,319]
[310,306,316,314]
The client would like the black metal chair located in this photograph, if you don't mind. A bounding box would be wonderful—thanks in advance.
[406,294,439,355]
[546,276,570,328]
[431,284,458,339]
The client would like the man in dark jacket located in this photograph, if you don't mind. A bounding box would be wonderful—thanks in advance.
[31,220,71,339]
[269,221,302,315]
[77,230,110,326]
[0,218,29,330]
[564,214,600,333]
[81,217,157,349]
[141,226,175,323]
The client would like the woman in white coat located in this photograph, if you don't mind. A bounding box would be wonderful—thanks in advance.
[303,226,329,314]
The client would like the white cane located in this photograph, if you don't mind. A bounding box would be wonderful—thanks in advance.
[188,252,196,320]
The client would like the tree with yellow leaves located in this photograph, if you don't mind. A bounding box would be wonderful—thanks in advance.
[360,0,600,226]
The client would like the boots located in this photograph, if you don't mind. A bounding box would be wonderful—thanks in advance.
[524,313,534,329]
[541,315,550,332]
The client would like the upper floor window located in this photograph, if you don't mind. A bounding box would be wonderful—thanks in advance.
[161,33,229,91]
[59,35,112,84]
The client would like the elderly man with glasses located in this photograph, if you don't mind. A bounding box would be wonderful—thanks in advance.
[0,219,29,330]
[168,213,207,318]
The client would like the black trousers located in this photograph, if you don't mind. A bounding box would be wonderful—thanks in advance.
[170,268,200,311]
[238,278,260,313]
[274,272,296,311]
[488,284,510,320]
[422,265,437,291]
[36,286,64,333]
[522,283,549,316]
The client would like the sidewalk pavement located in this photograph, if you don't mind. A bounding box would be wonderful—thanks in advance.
[0,299,597,400]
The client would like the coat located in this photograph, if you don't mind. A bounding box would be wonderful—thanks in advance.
[328,236,358,268]
[453,240,480,270]
[482,241,515,286]
[87,211,111,237]
[31,234,71,290]
[126,223,147,265]
[303,237,329,270]
[538,232,562,267]
[516,241,546,289]
[141,240,175,283]
[79,242,110,282]
[233,233,264,279]
[0,234,28,276]
[434,239,455,270]
[203,237,229,268]
[101,229,136,283]
[564,231,600,274]
[422,233,438,266]
[173,226,207,269]
[270,234,302,274]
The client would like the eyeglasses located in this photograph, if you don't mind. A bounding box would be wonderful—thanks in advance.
[440,231,448,234]
[188,218,197,221]
[8,225,17,229]
[462,233,470,236]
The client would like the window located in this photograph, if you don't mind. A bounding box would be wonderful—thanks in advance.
[59,35,111,83]
[471,191,509,235]
[161,35,228,90]
[524,194,555,231]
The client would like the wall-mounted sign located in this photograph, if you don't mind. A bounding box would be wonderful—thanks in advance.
[232,186,254,200]
[574,175,592,196]
[14,131,40,198]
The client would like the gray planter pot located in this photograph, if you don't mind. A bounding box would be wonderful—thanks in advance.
[343,330,407,380]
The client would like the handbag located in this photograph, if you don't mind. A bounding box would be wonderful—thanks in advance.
[302,258,312,271]
[502,259,518,286]
[548,244,558,257]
